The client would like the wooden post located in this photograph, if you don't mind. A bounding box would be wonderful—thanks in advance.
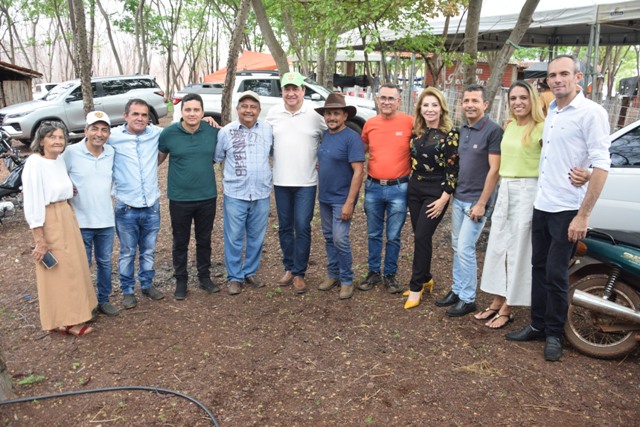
[617,96,630,130]
[0,348,15,400]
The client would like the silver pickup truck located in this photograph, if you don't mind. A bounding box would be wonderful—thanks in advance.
[172,71,377,133]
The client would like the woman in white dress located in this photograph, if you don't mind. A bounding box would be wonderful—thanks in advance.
[23,122,97,336]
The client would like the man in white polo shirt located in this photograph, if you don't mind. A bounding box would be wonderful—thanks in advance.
[266,72,327,294]
[63,111,118,316]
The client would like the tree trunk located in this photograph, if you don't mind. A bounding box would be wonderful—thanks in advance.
[221,0,252,125]
[252,0,289,74]
[70,0,94,114]
[0,348,15,400]
[96,0,124,74]
[463,0,482,87]
[485,0,540,108]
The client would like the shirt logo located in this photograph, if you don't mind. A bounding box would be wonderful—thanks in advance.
[396,131,403,136]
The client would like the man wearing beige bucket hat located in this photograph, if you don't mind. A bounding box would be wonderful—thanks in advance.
[314,93,365,300]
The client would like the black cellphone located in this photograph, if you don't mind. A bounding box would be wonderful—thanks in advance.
[41,251,58,269]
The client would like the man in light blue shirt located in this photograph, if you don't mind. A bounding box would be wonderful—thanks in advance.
[108,99,164,309]
[64,111,118,316]
[215,91,273,295]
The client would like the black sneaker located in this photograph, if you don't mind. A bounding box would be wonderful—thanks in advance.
[199,277,221,293]
[357,271,382,291]
[99,302,119,316]
[142,286,164,301]
[385,275,402,294]
[174,279,188,300]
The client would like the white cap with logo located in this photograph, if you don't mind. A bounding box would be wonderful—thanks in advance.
[86,111,111,127]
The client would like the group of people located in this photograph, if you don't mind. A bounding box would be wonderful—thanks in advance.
[23,55,611,362]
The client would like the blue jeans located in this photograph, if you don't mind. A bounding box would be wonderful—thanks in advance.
[80,227,115,304]
[363,179,408,276]
[115,199,161,294]
[450,197,487,303]
[320,202,354,285]
[223,195,270,282]
[531,209,577,338]
[274,185,316,277]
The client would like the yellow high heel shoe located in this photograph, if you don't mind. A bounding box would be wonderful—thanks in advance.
[404,286,426,310]
[403,278,434,297]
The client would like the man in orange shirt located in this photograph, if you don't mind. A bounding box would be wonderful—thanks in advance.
[358,84,413,293]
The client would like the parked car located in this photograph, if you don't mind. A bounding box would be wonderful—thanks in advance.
[172,70,377,133]
[590,119,640,232]
[0,75,168,144]
[32,83,59,100]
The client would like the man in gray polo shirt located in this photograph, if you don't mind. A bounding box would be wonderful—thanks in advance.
[63,111,118,316]
[435,84,503,317]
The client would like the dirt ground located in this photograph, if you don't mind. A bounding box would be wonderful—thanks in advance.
[0,125,639,426]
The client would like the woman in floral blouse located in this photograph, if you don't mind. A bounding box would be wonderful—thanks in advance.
[404,87,459,309]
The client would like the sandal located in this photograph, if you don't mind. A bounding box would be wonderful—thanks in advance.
[67,324,93,336]
[473,306,500,321]
[486,313,515,329]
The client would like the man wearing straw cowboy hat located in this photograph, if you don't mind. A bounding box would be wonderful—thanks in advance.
[314,93,365,300]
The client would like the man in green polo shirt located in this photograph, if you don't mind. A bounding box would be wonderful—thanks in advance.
[158,93,219,300]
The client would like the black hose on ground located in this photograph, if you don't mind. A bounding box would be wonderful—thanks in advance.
[0,385,220,426]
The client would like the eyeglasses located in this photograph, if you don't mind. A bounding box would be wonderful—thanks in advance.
[378,96,397,102]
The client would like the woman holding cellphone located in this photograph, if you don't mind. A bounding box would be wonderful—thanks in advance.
[22,122,97,336]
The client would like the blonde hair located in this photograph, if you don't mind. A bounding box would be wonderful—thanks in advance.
[508,80,545,146]
[412,87,453,136]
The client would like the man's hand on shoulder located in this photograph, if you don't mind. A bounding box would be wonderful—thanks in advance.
[203,116,220,128]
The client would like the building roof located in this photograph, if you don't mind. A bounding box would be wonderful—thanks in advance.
[0,61,43,79]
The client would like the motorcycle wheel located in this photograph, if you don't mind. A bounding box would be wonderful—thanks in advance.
[565,274,640,359]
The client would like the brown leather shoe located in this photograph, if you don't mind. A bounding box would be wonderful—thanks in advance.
[277,271,293,286]
[228,281,242,295]
[292,276,307,294]
[339,285,354,300]
[245,275,265,288]
[318,277,339,291]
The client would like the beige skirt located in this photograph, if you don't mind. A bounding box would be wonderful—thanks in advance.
[34,201,97,331]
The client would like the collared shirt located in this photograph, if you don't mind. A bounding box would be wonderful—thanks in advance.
[158,120,218,201]
[265,100,326,186]
[455,115,503,202]
[63,139,115,228]
[215,120,273,201]
[107,124,161,208]
[534,92,611,212]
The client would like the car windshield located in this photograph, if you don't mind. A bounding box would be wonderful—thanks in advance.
[42,82,76,101]
[303,78,331,97]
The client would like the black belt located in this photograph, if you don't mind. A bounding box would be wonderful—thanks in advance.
[367,175,409,186]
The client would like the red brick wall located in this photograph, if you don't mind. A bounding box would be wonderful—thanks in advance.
[426,62,517,89]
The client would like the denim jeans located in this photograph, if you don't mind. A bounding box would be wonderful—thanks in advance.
[223,195,270,282]
[80,227,115,304]
[363,179,408,276]
[115,199,161,294]
[450,197,487,303]
[531,209,577,338]
[320,202,354,285]
[274,185,316,277]
[169,198,216,281]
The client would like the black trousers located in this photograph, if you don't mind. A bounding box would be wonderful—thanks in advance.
[531,209,577,338]
[169,198,216,280]
[407,177,448,292]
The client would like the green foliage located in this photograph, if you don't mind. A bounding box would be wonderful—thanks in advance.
[16,374,45,385]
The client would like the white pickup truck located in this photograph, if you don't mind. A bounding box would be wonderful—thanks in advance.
[172,70,377,133]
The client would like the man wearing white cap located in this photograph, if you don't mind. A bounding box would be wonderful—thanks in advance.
[63,111,118,316]
[266,71,327,294]
[215,91,273,295]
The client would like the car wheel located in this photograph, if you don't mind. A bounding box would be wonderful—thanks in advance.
[149,111,159,125]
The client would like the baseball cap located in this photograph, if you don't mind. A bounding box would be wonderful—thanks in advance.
[280,72,305,87]
[86,111,111,127]
[238,90,261,104]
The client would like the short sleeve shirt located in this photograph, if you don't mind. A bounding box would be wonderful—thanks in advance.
[362,113,413,180]
[317,127,365,204]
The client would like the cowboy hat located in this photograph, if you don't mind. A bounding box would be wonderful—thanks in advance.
[314,93,357,120]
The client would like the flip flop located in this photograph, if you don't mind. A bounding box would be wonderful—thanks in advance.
[51,326,71,335]
[486,313,515,329]
[474,306,500,321]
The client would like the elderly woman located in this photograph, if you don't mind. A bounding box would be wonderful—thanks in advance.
[476,81,588,328]
[22,122,97,336]
[404,87,459,309]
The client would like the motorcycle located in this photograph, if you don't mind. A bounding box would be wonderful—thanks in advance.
[565,228,640,359]
[0,129,27,223]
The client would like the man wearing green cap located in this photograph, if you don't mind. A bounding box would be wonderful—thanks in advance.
[266,71,327,294]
